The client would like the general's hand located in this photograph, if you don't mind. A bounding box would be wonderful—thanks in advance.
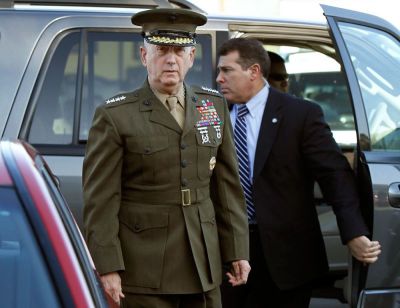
[226,260,251,287]
[100,272,125,305]
[347,236,381,264]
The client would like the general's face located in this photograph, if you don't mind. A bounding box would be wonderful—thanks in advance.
[268,62,289,93]
[140,42,195,93]
[216,51,253,103]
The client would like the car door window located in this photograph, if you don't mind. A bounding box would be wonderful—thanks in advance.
[0,188,61,307]
[79,31,145,141]
[337,22,400,151]
[28,31,80,145]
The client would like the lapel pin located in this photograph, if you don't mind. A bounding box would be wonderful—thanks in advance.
[272,118,278,123]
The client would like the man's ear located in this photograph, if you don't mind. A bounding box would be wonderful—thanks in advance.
[140,46,147,66]
[249,63,261,80]
[189,47,196,67]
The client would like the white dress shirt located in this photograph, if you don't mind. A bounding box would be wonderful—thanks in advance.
[230,83,269,180]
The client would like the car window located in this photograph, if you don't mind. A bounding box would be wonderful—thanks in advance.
[26,30,213,146]
[28,31,80,145]
[0,188,61,307]
[79,31,146,141]
[337,22,400,151]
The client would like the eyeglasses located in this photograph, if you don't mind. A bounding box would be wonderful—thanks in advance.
[268,73,289,81]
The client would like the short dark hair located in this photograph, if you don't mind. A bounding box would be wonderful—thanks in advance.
[218,38,270,76]
[268,51,285,64]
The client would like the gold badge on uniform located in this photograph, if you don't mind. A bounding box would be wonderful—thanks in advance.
[209,156,216,170]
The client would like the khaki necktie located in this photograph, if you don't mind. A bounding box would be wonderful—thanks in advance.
[166,96,184,128]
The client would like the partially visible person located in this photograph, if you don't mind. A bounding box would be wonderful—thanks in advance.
[216,37,381,308]
[83,9,250,308]
[266,51,289,93]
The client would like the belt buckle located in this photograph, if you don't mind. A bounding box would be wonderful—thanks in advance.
[181,189,191,206]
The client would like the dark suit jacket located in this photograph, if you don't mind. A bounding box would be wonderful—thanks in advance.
[252,88,369,289]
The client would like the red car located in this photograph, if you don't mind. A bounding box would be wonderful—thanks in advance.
[0,140,116,308]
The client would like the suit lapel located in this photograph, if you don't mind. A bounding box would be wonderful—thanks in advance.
[253,88,283,179]
[139,81,182,133]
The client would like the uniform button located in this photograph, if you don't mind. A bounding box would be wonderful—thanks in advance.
[134,224,141,231]
[180,143,187,149]
[181,178,188,187]
[144,147,151,154]
[181,160,187,168]
[143,100,151,106]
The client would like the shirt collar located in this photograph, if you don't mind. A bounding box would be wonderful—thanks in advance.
[244,82,269,117]
[151,84,186,108]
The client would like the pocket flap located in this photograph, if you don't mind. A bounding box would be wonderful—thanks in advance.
[195,131,220,148]
[120,211,169,233]
[126,136,169,154]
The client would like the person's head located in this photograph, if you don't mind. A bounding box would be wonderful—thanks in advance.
[216,38,270,103]
[267,51,289,93]
[132,9,207,94]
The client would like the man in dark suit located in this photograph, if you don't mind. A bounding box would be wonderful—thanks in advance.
[83,10,250,308]
[216,38,381,308]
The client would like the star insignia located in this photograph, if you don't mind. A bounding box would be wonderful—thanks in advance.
[201,86,220,94]
[105,95,127,104]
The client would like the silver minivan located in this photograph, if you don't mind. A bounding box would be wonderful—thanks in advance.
[1,1,399,306]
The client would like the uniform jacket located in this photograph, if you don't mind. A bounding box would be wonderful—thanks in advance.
[83,81,249,294]
[253,88,369,289]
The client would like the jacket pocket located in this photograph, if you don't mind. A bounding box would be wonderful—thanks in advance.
[125,136,169,184]
[119,209,169,288]
[195,132,221,180]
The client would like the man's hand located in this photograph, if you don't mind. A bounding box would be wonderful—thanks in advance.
[347,236,381,264]
[226,260,251,287]
[100,272,125,305]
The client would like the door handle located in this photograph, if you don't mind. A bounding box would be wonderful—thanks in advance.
[388,182,400,208]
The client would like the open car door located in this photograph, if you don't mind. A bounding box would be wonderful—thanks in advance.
[322,4,400,308]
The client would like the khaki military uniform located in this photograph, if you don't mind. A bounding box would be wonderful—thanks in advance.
[83,81,249,295]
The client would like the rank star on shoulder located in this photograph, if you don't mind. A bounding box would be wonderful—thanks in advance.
[106,95,126,104]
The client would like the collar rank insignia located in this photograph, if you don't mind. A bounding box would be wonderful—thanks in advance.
[106,95,126,105]
[201,86,220,95]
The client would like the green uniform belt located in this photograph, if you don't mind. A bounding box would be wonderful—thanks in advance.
[123,186,210,206]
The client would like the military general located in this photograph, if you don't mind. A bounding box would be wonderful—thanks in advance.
[83,8,250,308]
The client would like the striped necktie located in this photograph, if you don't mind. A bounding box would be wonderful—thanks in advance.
[234,104,256,223]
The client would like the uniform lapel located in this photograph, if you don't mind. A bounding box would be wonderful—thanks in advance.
[139,81,182,133]
[253,88,283,179]
[182,85,202,138]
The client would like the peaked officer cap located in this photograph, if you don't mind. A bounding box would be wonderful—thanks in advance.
[131,8,207,46]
